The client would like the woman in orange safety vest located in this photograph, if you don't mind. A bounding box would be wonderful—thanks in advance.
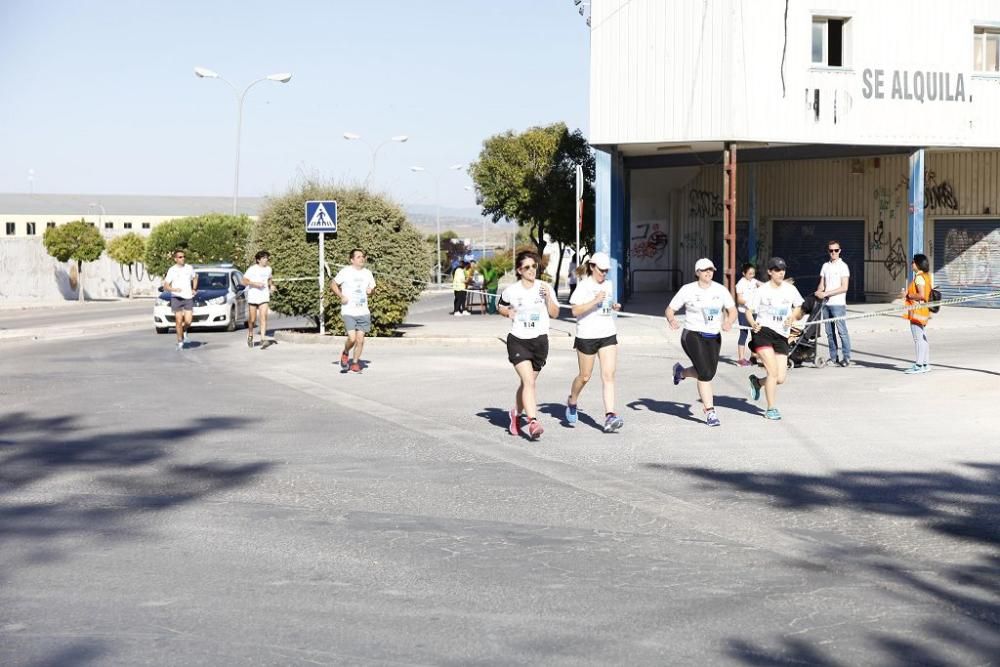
[901,253,932,374]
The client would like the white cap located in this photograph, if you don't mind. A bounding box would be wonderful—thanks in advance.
[589,252,612,271]
[694,258,716,272]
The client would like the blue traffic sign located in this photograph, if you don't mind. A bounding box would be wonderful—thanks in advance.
[305,200,338,233]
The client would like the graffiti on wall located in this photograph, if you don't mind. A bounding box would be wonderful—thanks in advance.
[679,231,707,255]
[943,228,998,286]
[631,223,669,260]
[894,171,960,211]
[688,190,723,218]
[867,217,908,280]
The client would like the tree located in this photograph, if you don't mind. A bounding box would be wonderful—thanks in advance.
[469,122,595,290]
[42,220,106,302]
[251,181,431,336]
[106,233,146,299]
[144,213,253,276]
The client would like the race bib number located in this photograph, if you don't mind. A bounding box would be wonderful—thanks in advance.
[600,297,612,316]
[516,310,540,328]
[704,306,721,322]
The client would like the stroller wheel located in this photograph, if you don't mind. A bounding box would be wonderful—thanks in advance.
[815,357,827,368]
[787,358,795,370]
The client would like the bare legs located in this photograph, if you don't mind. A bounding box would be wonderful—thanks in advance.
[343,330,366,363]
[752,347,788,409]
[514,361,540,420]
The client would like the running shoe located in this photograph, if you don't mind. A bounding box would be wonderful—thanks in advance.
[915,364,931,374]
[903,363,922,374]
[705,409,721,427]
[349,362,362,374]
[565,398,578,425]
[748,375,762,402]
[737,359,751,367]
[340,351,350,369]
[527,419,544,440]
[508,408,521,436]
[176,341,184,351]
[183,332,190,344]
[462,311,471,316]
[603,413,624,433]
[672,362,684,386]
[839,359,852,367]
[247,334,254,348]
[764,408,782,421]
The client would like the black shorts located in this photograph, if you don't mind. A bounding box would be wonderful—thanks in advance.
[574,334,617,355]
[248,301,269,308]
[680,329,722,381]
[507,334,549,372]
[749,327,790,356]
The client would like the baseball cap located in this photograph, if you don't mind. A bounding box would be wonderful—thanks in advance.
[589,252,612,271]
[694,258,716,272]
[767,257,788,271]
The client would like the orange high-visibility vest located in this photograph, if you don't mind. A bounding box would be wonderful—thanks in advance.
[904,271,932,326]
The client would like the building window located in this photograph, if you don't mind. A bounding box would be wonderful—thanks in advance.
[104,222,113,230]
[26,222,36,236]
[142,222,151,229]
[5,222,14,236]
[812,17,849,67]
[87,222,95,227]
[975,27,1000,73]
[123,222,133,229]
[47,221,56,229]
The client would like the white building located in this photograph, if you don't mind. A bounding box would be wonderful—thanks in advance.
[589,0,1000,306]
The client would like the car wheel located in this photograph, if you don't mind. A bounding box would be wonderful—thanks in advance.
[155,327,169,335]
[226,305,237,332]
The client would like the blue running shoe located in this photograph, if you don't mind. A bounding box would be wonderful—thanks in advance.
[706,409,720,427]
[603,413,624,433]
[915,364,931,374]
[903,363,921,374]
[673,362,684,386]
[764,408,782,421]
[565,397,578,425]
[748,375,761,401]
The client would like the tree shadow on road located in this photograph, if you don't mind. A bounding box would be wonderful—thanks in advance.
[661,462,1000,664]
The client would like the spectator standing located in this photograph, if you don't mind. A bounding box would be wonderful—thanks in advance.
[452,261,468,316]
[816,240,852,366]
[902,253,933,374]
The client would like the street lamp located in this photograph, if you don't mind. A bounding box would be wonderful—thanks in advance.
[343,132,409,188]
[410,164,464,285]
[194,66,292,215]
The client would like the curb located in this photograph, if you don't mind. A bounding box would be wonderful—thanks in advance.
[0,317,149,344]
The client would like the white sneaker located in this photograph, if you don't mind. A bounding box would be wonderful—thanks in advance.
[462,311,471,316]
[453,312,462,317]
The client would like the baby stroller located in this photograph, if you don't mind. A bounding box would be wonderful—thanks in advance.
[786,295,828,369]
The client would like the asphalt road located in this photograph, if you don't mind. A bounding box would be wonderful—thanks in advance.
[1,319,998,665]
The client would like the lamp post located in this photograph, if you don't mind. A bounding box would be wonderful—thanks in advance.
[194,66,292,215]
[410,164,464,285]
[343,133,408,188]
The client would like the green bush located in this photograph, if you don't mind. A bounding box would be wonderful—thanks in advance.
[251,182,432,336]
[145,213,253,276]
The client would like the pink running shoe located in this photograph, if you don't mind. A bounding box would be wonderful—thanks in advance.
[508,408,521,436]
[527,419,544,440]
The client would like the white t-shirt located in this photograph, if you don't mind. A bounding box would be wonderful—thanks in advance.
[820,260,851,306]
[570,276,616,339]
[164,264,196,299]
[735,277,761,313]
[500,280,552,340]
[335,266,376,317]
[668,281,736,335]
[749,281,805,337]
[243,264,272,305]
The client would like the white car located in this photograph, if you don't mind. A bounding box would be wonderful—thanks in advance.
[154,265,249,333]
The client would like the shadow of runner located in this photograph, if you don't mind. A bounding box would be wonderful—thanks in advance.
[626,398,702,424]
[476,407,511,431]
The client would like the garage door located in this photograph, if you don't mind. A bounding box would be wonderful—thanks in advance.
[933,219,1000,308]
[771,220,865,302]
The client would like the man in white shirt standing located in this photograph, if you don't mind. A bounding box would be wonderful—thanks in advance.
[163,249,198,351]
[815,239,852,367]
[331,248,376,374]
[242,250,275,349]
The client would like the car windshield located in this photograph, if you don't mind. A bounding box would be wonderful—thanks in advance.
[196,272,230,290]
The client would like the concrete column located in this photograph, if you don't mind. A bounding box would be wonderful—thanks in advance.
[907,149,925,280]
[595,147,625,302]
[748,165,758,267]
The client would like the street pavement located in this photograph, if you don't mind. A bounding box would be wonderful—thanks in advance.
[1,291,998,665]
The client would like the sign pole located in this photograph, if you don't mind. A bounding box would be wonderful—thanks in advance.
[318,232,325,336]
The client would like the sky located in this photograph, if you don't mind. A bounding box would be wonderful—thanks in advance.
[0,0,591,211]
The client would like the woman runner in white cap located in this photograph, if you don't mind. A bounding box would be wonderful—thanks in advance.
[565,252,624,432]
[666,258,737,427]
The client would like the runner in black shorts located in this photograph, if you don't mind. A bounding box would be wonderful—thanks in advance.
[745,257,805,421]
[666,259,737,427]
[565,252,624,433]
[498,250,561,441]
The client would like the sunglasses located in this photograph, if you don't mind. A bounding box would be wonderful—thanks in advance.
[828,248,841,254]
[520,263,537,270]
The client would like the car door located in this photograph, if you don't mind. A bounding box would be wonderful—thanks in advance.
[232,271,247,323]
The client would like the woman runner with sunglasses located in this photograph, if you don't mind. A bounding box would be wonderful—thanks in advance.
[498,250,561,440]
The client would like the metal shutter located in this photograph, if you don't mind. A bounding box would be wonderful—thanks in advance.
[771,220,866,302]
[933,219,1000,308]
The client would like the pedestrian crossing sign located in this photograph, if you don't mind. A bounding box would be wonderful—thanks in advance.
[305,200,338,233]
